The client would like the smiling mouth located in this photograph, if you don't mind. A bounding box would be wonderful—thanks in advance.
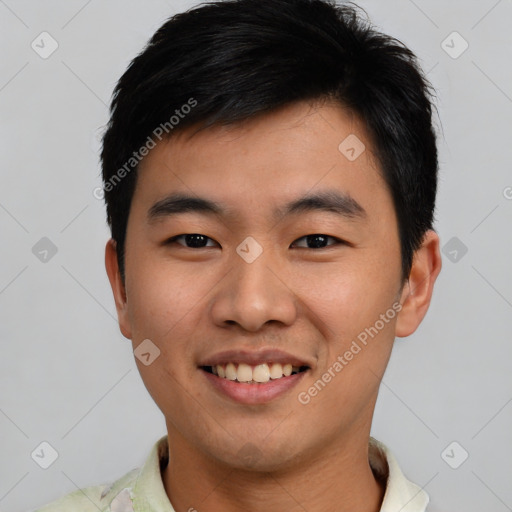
[201,363,310,384]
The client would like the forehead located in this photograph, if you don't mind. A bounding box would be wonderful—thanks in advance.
[132,101,392,224]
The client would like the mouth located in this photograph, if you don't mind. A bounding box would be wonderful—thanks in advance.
[201,362,310,384]
[198,350,312,404]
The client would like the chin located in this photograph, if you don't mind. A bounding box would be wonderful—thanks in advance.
[208,439,304,473]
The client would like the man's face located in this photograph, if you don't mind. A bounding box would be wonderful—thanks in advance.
[113,101,406,469]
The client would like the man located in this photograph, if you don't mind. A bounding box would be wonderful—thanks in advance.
[37,0,442,510]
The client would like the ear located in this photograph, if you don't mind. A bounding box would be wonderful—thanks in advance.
[105,238,132,340]
[395,230,442,338]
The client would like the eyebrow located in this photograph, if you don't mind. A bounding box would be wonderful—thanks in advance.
[147,190,367,224]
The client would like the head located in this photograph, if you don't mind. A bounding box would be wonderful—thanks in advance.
[103,0,441,471]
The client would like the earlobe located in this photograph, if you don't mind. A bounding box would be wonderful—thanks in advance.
[105,239,132,340]
[395,230,442,338]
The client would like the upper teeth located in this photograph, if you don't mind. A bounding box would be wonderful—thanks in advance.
[211,363,302,383]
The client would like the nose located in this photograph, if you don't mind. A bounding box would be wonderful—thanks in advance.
[209,246,298,332]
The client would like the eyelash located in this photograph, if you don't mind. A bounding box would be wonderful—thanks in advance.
[166,233,345,249]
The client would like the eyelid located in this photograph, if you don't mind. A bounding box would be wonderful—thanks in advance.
[291,234,345,248]
[167,234,219,248]
[166,233,347,249]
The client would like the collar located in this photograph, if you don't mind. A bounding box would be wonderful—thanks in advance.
[369,436,429,511]
[112,435,429,512]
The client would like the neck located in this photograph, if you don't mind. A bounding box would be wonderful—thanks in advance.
[162,425,385,512]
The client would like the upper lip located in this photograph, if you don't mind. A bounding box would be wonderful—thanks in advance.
[199,348,312,368]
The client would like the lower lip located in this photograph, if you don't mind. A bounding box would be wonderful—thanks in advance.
[201,368,308,405]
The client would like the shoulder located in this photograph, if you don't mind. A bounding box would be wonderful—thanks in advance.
[33,467,139,512]
[32,435,169,512]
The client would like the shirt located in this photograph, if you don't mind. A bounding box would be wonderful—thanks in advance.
[34,435,429,512]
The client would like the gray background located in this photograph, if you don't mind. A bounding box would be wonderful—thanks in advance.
[1,1,511,511]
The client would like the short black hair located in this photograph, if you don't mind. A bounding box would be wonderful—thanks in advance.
[101,0,439,283]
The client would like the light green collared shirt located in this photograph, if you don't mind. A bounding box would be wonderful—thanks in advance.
[34,435,429,512]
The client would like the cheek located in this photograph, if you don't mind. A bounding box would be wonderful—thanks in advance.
[295,266,399,422]
[294,254,399,336]
[125,253,207,339]
[125,258,208,411]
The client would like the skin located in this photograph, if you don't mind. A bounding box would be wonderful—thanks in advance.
[106,100,442,512]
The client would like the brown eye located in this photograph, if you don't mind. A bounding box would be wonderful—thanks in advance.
[291,234,342,249]
[167,234,218,248]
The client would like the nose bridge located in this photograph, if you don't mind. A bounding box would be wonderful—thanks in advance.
[210,239,297,331]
